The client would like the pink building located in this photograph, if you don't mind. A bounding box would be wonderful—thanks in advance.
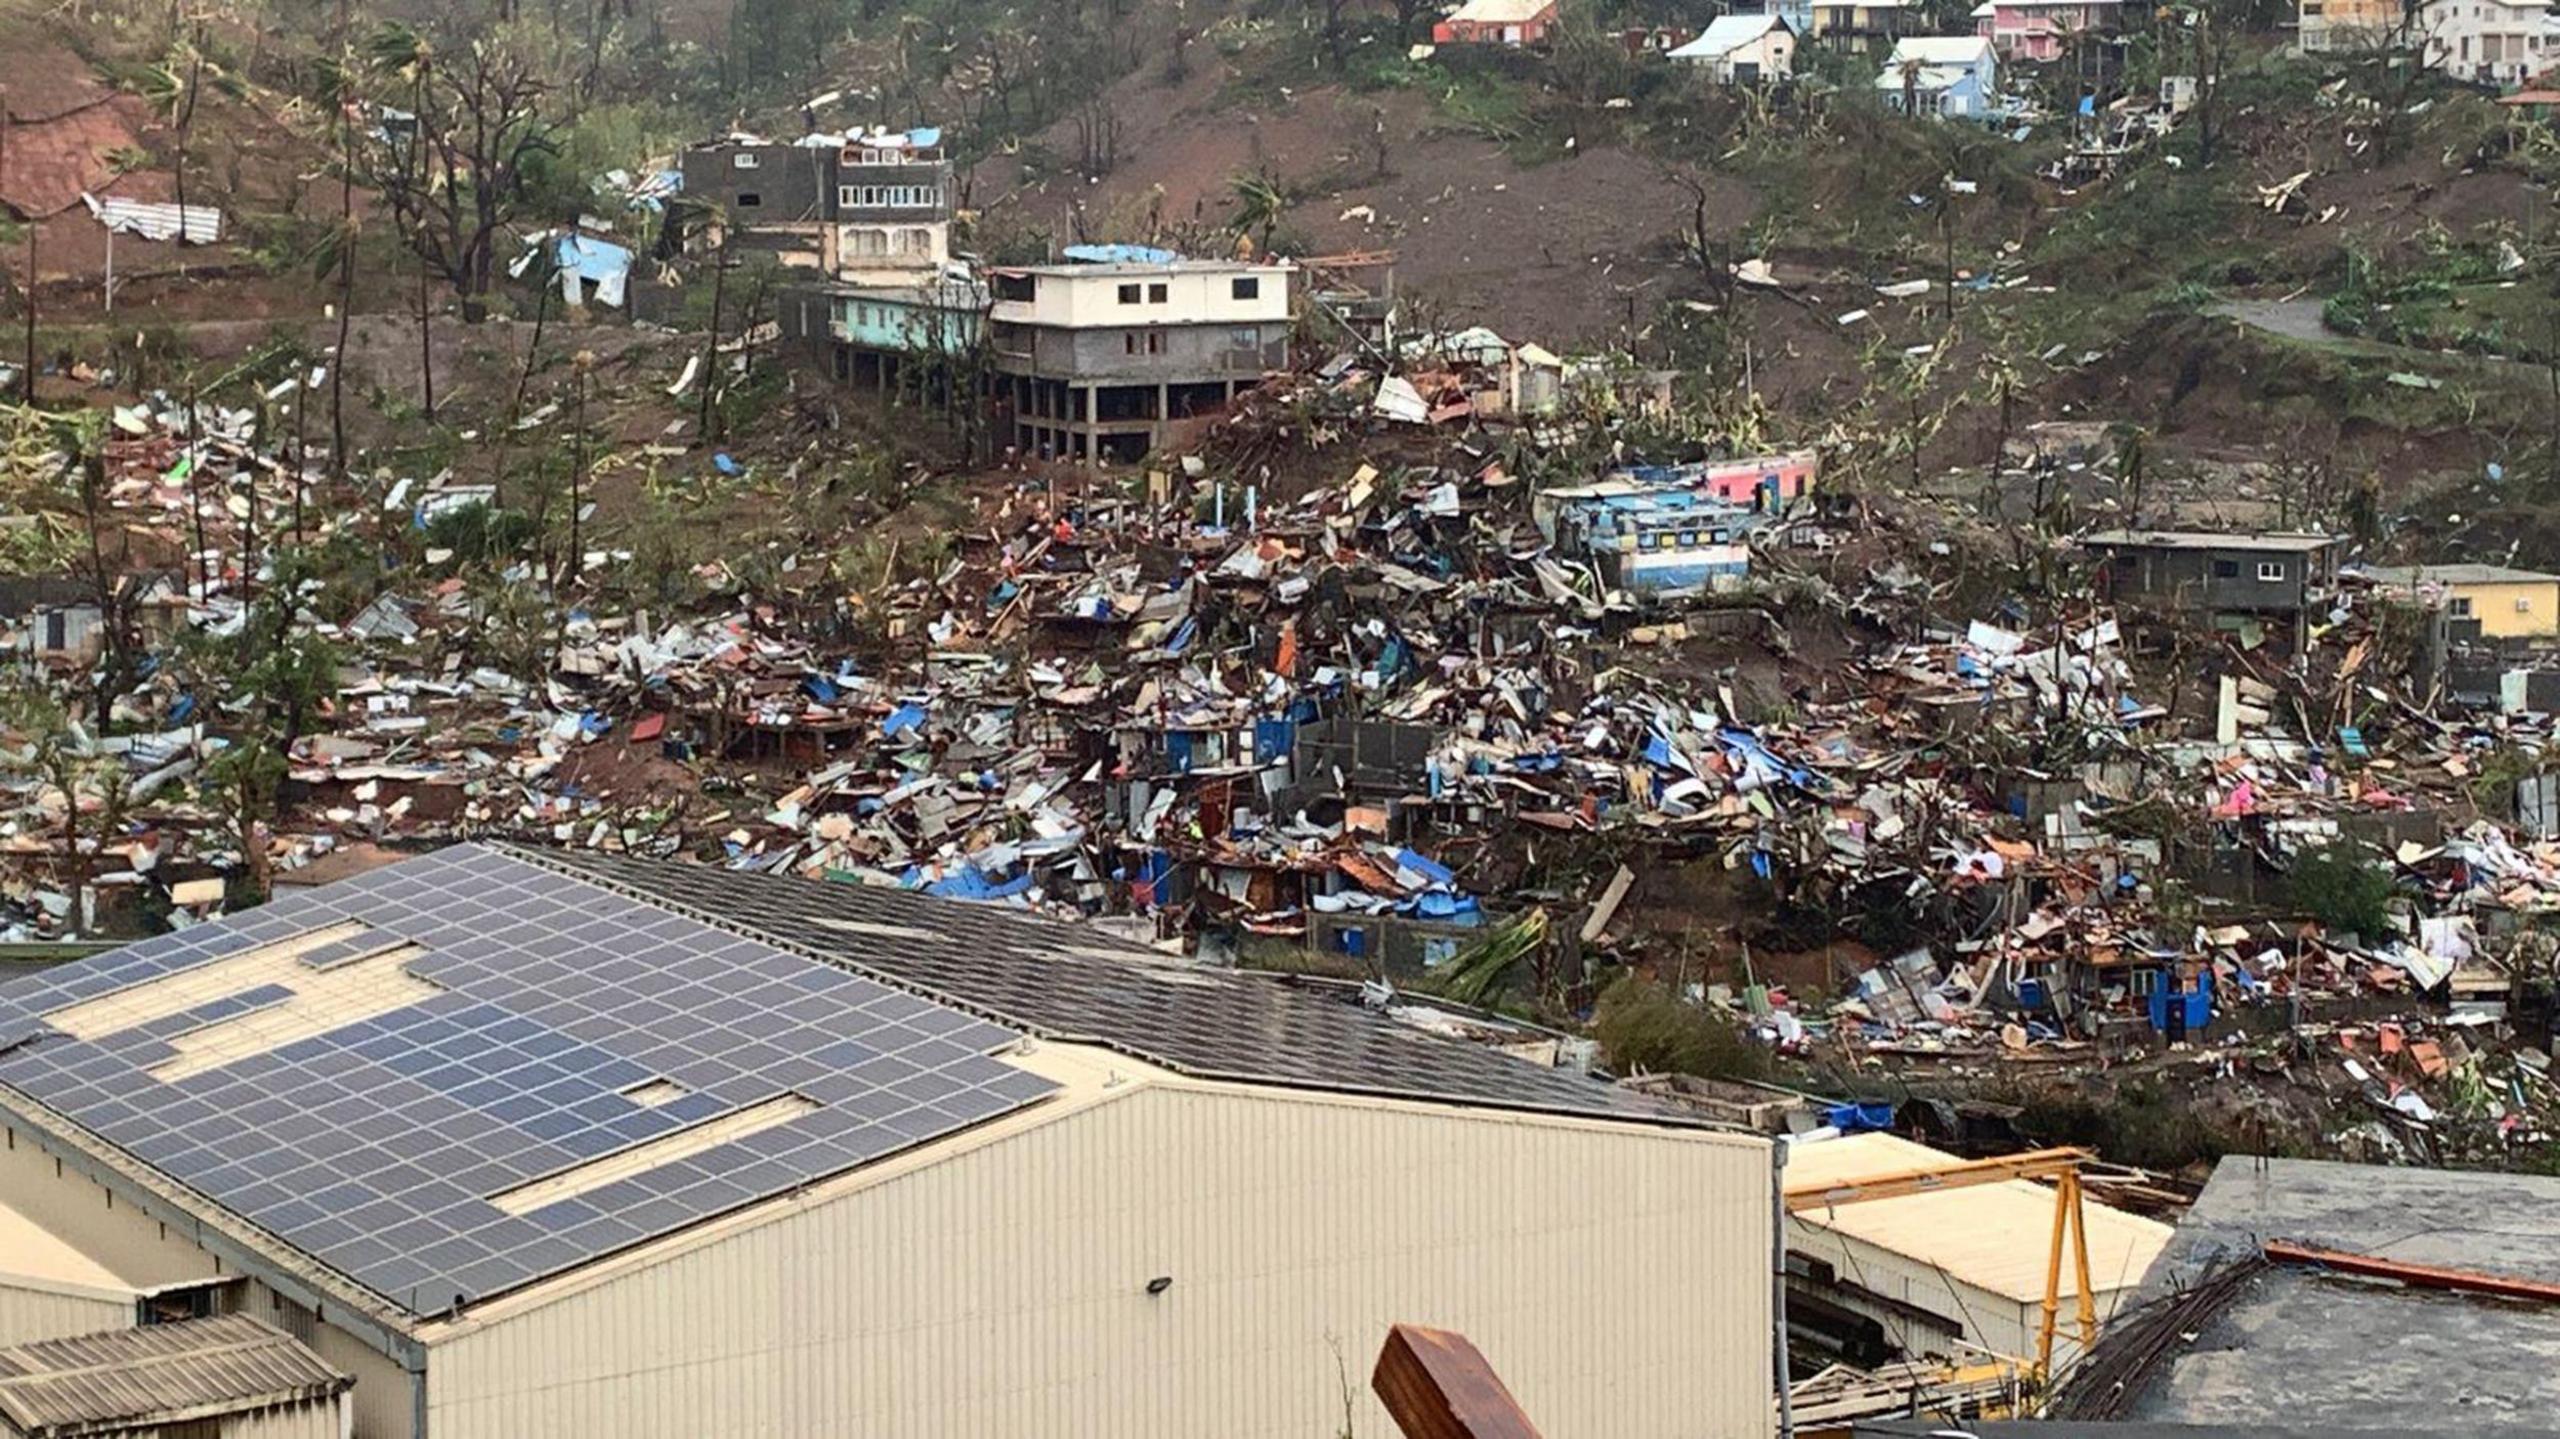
[1973,0,2122,60]
[1697,451,1819,508]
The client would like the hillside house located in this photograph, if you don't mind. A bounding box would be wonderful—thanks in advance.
[2418,0,2560,85]
[1432,0,1560,45]
[2297,0,2402,50]
[988,251,1293,464]
[1971,0,2122,58]
[1669,15,1799,80]
[678,127,953,280]
[1745,0,1926,42]
[1877,35,2002,116]
[2354,564,2560,641]
[741,127,976,392]
[677,137,837,269]
[2082,530,2342,642]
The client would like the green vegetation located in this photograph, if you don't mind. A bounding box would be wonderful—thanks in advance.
[2325,233,2558,365]
[2286,843,2396,937]
[1592,974,1771,1082]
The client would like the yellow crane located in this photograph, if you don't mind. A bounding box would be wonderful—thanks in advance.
[1783,1145,2098,1382]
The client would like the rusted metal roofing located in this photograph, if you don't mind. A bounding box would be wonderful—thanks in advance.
[0,98,143,221]
[0,1314,349,1437]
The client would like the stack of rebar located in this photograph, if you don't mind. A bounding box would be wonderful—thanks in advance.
[2047,1254,2268,1421]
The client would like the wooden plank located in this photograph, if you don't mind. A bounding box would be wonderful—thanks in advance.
[1372,1323,1544,1439]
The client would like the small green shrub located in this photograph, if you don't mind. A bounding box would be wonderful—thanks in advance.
[1593,974,1771,1081]
[2286,843,2393,936]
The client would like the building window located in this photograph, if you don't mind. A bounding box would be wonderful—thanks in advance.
[994,274,1036,302]
[1118,283,1142,304]
[2518,596,2535,613]
[841,185,942,209]
[2451,596,2475,617]
[2255,561,2286,582]
[736,192,761,208]
[1229,326,1260,350]
[1123,332,1140,355]
[1148,282,1169,303]
[2211,559,2240,578]
[1232,276,1261,300]
[732,152,760,169]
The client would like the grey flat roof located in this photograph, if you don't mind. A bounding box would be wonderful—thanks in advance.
[2081,530,2340,553]
[1856,1425,2558,1439]
[517,844,1680,1125]
[2115,1157,2560,1431]
[2352,563,2560,586]
[0,1314,348,1434]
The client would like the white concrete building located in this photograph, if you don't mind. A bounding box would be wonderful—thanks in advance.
[0,844,1775,1439]
[989,254,1296,462]
[2418,0,2560,85]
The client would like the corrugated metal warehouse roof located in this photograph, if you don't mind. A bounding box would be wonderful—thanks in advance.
[515,843,1677,1121]
[0,1314,348,1435]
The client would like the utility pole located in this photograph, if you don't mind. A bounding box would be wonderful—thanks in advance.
[20,222,34,406]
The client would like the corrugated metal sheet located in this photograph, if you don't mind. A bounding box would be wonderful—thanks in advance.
[80,192,223,245]
[0,1313,349,1434]
[425,1074,1772,1439]
[0,1281,129,1350]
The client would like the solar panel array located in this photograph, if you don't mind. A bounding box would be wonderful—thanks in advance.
[526,846,1675,1122]
[0,846,1054,1313]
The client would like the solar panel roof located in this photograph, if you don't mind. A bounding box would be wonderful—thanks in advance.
[516,845,1673,1123]
[0,845,1054,1314]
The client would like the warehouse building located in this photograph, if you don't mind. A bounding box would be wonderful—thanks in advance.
[1783,1133,2170,1369]
[0,844,1772,1439]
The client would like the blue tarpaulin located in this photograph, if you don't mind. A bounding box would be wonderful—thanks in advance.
[1393,848,1456,888]
[1824,1102,1895,1133]
[1253,718,1296,764]
[2148,968,2213,1033]
[882,703,928,738]
[1062,242,1181,265]
[919,865,1036,901]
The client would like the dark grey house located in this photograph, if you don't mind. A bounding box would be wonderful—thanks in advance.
[678,130,954,280]
[2081,530,2342,621]
[678,139,835,224]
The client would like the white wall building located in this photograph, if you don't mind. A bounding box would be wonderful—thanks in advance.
[2418,0,2560,85]
[0,844,1775,1439]
[1669,15,1799,81]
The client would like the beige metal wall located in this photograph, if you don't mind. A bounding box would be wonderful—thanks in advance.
[0,1126,225,1290]
[214,1396,350,1439]
[0,1132,413,1438]
[236,1279,415,1439]
[0,1277,128,1345]
[426,1080,1773,1439]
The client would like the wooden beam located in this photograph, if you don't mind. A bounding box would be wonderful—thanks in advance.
[2263,1240,2560,1305]
[1372,1323,1544,1439]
